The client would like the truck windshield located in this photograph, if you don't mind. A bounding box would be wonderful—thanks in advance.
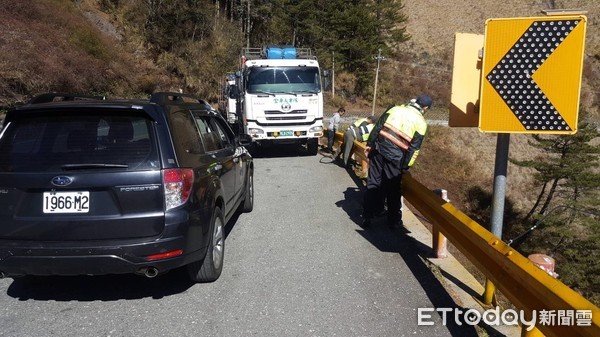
[246,67,321,94]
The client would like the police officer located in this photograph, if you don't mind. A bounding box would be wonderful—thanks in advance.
[336,116,375,167]
[362,95,432,227]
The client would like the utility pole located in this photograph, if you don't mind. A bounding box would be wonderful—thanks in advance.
[372,49,385,114]
[332,51,335,97]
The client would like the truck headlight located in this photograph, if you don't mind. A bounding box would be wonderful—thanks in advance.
[309,126,323,133]
[248,128,265,135]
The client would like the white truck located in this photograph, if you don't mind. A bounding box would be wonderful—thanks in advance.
[232,46,324,154]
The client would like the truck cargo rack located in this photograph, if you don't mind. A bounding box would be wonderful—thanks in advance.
[242,47,317,60]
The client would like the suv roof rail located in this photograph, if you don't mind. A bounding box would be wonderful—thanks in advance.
[27,92,106,104]
[150,92,211,107]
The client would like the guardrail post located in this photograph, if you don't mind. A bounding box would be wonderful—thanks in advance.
[432,189,449,258]
[483,279,496,305]
[521,307,545,337]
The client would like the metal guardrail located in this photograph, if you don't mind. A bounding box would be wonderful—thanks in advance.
[328,130,600,337]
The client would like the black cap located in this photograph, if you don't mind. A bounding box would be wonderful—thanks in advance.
[416,95,433,108]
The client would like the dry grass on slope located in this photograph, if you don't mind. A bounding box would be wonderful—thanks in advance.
[0,0,178,107]
[400,0,599,56]
[410,126,539,228]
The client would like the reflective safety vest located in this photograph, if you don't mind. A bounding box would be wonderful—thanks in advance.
[376,104,427,167]
[350,118,374,141]
[362,124,374,141]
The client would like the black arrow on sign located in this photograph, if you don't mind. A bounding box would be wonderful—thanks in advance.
[486,19,581,131]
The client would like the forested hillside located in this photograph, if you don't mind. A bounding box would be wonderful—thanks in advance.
[1,0,598,115]
[0,0,598,304]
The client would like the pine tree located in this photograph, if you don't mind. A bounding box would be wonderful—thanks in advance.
[511,122,600,305]
[371,0,410,53]
[512,122,600,223]
[319,0,409,94]
[238,0,410,96]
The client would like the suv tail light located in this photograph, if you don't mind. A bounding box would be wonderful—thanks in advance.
[163,169,194,210]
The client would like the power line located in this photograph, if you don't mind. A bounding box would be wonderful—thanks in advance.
[507,205,600,247]
[395,61,452,73]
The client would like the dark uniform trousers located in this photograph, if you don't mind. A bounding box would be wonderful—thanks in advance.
[362,149,403,225]
[326,129,336,152]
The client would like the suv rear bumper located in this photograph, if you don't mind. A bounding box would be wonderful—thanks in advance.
[0,235,203,277]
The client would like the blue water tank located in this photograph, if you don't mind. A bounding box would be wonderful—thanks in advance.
[283,47,297,59]
[265,47,283,59]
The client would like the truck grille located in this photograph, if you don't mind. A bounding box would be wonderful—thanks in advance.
[264,110,308,115]
[264,110,308,122]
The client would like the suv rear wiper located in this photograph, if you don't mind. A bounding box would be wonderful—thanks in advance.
[61,163,129,170]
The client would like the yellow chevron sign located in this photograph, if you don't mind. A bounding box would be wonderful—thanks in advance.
[480,16,586,134]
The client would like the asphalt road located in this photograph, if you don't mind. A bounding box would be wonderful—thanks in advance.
[0,145,478,337]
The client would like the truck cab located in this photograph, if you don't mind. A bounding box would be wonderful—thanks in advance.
[237,46,324,154]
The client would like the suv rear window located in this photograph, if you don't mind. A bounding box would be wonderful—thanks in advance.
[0,110,159,173]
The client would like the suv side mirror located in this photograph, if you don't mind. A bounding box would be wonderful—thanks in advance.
[237,134,253,146]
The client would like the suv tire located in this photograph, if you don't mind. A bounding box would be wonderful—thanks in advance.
[242,169,254,212]
[188,206,224,283]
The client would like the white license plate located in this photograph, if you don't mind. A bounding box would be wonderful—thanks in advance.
[43,191,90,213]
[280,130,293,137]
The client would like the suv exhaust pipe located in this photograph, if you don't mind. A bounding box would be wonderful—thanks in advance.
[140,267,159,278]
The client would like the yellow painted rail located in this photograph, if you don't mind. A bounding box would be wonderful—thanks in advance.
[331,132,600,337]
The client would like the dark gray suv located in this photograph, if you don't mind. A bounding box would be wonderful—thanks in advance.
[0,92,254,282]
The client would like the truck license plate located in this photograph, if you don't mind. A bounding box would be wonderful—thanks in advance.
[43,191,90,213]
[280,130,293,137]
